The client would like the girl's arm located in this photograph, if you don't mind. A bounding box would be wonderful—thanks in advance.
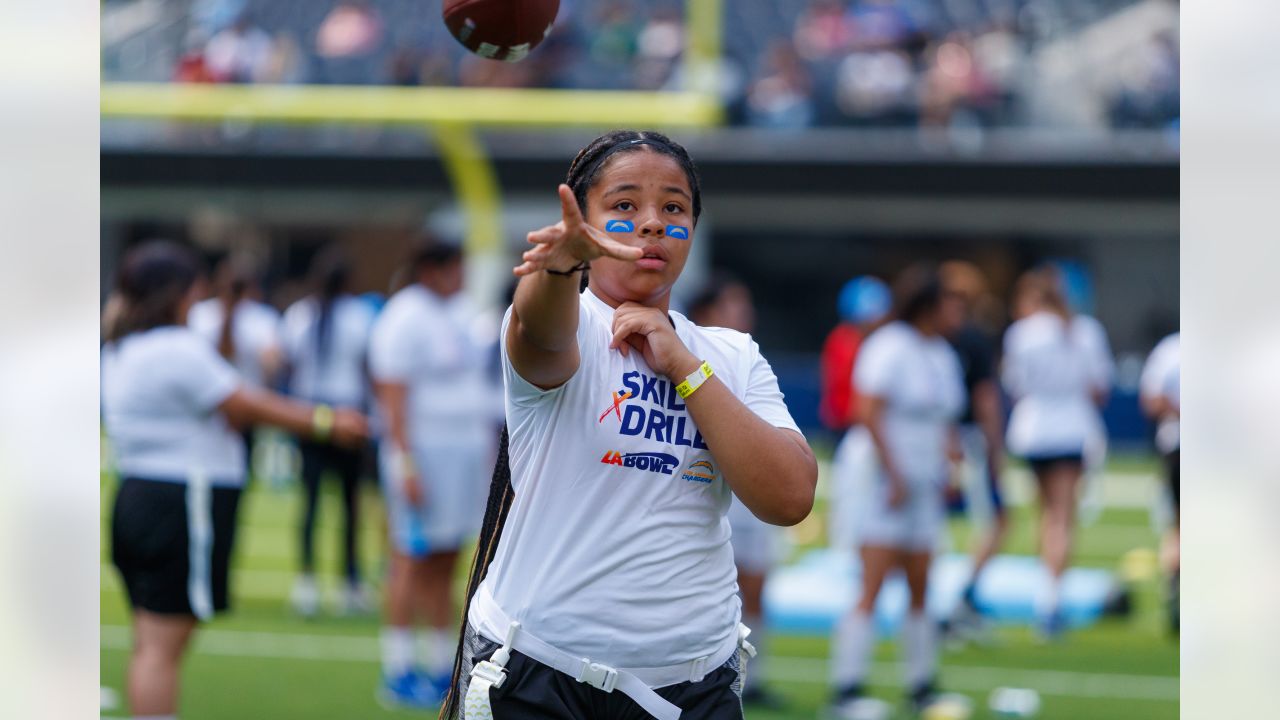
[609,303,817,526]
[507,184,643,390]
[859,393,909,508]
[218,386,366,446]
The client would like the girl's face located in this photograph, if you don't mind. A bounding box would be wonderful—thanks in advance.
[584,150,695,308]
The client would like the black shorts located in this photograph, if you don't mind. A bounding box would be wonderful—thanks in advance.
[448,623,744,720]
[111,477,243,618]
[1164,449,1180,512]
[1026,452,1085,476]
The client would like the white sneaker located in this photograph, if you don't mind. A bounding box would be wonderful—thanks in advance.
[290,575,321,618]
[339,582,375,616]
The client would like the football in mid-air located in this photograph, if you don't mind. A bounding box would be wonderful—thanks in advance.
[443,0,560,63]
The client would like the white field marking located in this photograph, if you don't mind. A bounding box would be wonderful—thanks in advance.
[100,564,369,600]
[101,625,381,663]
[766,658,1178,702]
[814,459,1160,511]
[99,626,1177,702]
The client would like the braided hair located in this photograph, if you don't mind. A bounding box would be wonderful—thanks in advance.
[105,241,202,343]
[565,129,703,222]
[309,245,351,373]
[439,131,701,720]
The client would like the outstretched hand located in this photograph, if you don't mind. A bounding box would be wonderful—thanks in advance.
[513,184,644,277]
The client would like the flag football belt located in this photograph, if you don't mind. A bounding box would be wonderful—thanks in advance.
[466,619,757,720]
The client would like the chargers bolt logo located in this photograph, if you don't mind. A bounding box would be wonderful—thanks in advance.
[681,460,716,483]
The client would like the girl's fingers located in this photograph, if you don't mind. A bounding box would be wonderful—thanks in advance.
[558,184,584,229]
[596,235,645,262]
[527,223,564,245]
[610,317,652,351]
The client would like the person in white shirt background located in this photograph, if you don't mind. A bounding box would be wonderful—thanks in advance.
[829,264,967,719]
[102,241,367,720]
[1140,330,1179,634]
[187,254,285,471]
[441,129,818,720]
[368,237,496,708]
[1001,266,1115,639]
[281,246,377,618]
[686,272,788,712]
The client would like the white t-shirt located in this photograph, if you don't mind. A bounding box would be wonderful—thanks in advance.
[282,295,374,409]
[1002,311,1114,457]
[854,321,965,485]
[368,284,494,447]
[1140,332,1180,454]
[188,298,283,388]
[101,326,244,485]
[470,289,801,671]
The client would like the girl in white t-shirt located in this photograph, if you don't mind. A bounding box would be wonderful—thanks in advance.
[441,131,818,720]
[281,246,376,617]
[1001,267,1114,637]
[369,238,497,708]
[1140,331,1179,633]
[103,241,367,720]
[828,265,966,717]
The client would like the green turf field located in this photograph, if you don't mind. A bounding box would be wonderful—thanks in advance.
[100,453,1178,719]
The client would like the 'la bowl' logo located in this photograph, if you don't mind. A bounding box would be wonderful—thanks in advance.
[601,450,678,476]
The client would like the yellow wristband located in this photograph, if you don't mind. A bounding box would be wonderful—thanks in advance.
[311,404,334,440]
[676,361,714,400]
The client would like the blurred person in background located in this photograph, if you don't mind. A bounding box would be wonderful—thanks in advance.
[746,39,816,129]
[281,246,377,618]
[369,236,493,708]
[829,265,965,718]
[823,275,892,552]
[821,276,892,433]
[937,261,1008,642]
[633,6,684,90]
[793,0,853,62]
[1001,266,1114,640]
[188,254,285,474]
[687,272,787,711]
[1140,330,1180,634]
[315,0,384,84]
[203,12,274,83]
[103,241,367,720]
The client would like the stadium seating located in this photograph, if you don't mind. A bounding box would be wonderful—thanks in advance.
[101,0,1176,129]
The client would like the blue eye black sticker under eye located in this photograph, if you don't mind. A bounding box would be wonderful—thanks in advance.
[666,225,690,240]
[605,219,634,233]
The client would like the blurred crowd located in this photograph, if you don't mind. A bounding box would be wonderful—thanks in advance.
[104,0,1179,131]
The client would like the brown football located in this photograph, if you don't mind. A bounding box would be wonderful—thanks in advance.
[442,0,560,63]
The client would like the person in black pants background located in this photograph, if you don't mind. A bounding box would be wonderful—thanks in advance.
[281,246,378,617]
